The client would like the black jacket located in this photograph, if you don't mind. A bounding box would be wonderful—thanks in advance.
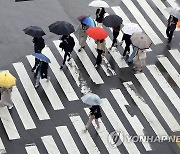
[89,105,102,119]
[122,34,132,45]
[33,37,45,53]
[59,35,75,53]
[35,61,49,79]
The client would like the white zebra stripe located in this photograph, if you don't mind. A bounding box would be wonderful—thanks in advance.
[101,98,140,154]
[169,49,180,66]
[0,137,6,154]
[13,62,50,120]
[69,115,101,154]
[42,47,79,101]
[56,126,81,154]
[121,0,163,44]
[0,106,20,140]
[11,86,36,129]
[71,34,104,84]
[135,73,180,132]
[123,82,168,136]
[41,136,61,154]
[147,65,180,114]
[158,56,180,88]
[25,144,40,154]
[110,89,152,151]
[84,108,122,153]
[27,55,64,110]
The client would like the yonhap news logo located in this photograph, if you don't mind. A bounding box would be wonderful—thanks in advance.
[107,130,180,147]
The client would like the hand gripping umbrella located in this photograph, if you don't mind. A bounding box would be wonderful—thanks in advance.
[23,26,46,37]
[49,21,75,35]
[81,93,102,106]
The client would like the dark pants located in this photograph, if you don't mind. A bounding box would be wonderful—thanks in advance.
[62,52,71,65]
[123,43,131,56]
[32,58,40,71]
[96,49,103,65]
[166,26,175,42]
[112,31,119,47]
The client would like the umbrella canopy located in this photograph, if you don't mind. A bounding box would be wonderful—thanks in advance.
[81,93,102,106]
[89,0,109,8]
[165,7,180,19]
[122,23,142,35]
[0,71,16,88]
[86,27,108,40]
[32,53,51,63]
[103,14,123,27]
[49,21,75,35]
[77,15,95,27]
[130,32,152,49]
[23,26,46,37]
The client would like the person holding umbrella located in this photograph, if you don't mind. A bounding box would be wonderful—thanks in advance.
[23,26,46,72]
[120,33,132,57]
[81,93,102,130]
[166,15,178,43]
[95,7,106,26]
[59,35,75,69]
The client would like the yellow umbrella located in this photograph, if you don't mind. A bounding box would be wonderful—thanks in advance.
[0,71,16,88]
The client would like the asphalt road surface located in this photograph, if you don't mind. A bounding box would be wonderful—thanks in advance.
[0,0,180,154]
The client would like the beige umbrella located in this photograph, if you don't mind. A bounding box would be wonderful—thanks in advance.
[130,32,152,49]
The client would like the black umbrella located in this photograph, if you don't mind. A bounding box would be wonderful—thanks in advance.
[49,21,75,35]
[102,15,123,27]
[23,26,46,37]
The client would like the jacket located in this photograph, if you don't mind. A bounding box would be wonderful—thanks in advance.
[33,37,45,53]
[89,105,102,119]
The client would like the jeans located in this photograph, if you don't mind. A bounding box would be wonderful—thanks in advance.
[128,46,138,62]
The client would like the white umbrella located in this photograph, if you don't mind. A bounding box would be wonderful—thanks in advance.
[122,23,142,35]
[81,93,102,106]
[89,0,109,8]
[130,32,152,49]
[165,7,180,19]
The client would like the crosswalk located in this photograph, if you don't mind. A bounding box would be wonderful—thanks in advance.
[1,0,180,153]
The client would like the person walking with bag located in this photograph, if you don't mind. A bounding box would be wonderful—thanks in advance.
[0,87,14,109]
[95,39,106,67]
[85,105,102,130]
[59,35,75,69]
[166,15,178,43]
[95,7,106,26]
[32,37,45,72]
[75,22,88,52]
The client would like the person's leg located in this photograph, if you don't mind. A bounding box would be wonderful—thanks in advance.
[168,29,175,42]
[35,71,41,88]
[166,26,170,37]
[85,115,95,129]
[32,58,40,71]
[60,52,68,69]
[95,118,100,128]
[67,52,71,61]
[128,47,138,62]
[123,44,130,56]
[95,49,103,66]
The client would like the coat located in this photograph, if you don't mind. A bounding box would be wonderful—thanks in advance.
[95,7,106,23]
[35,61,49,79]
[96,40,106,52]
[0,87,13,107]
[33,37,45,53]
[167,15,178,31]
[89,105,102,119]
[59,35,75,52]
[75,24,88,46]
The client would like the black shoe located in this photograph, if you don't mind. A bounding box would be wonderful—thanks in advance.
[60,66,63,69]
[31,68,35,72]
[67,57,71,61]
[78,49,81,52]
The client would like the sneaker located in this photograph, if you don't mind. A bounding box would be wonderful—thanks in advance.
[67,57,71,61]
[78,49,81,52]
[35,84,39,88]
[46,76,50,82]
[94,64,98,68]
[60,66,63,69]
[8,105,14,110]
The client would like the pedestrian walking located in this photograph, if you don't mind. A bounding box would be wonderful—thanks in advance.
[34,61,50,88]
[85,105,102,130]
[75,23,88,52]
[120,33,132,57]
[32,37,45,72]
[59,35,75,69]
[0,87,14,109]
[95,39,106,67]
[166,15,178,43]
[109,25,121,50]
[95,7,106,26]
[132,49,146,72]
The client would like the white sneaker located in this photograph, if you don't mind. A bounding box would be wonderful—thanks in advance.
[8,105,14,110]
[35,84,39,88]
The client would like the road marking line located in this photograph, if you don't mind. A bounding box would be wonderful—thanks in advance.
[42,47,79,101]
[56,126,81,154]
[0,107,20,140]
[111,89,152,151]
[41,135,61,154]
[25,144,40,154]
[13,62,50,120]
[135,73,180,132]
[0,137,6,154]
[101,98,140,154]
[123,82,168,136]
[169,49,180,66]
[12,86,36,129]
[69,115,101,154]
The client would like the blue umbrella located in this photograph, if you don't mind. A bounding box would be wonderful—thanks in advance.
[77,16,96,27]
[32,53,51,63]
[81,93,102,106]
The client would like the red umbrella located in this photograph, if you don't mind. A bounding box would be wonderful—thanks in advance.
[86,27,108,40]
